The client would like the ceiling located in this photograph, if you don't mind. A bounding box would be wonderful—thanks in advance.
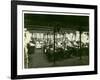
[24,13,89,31]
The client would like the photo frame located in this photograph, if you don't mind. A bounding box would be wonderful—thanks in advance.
[11,1,97,79]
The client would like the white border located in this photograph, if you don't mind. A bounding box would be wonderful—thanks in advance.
[17,5,95,75]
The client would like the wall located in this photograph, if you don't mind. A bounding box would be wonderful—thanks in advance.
[0,0,99,80]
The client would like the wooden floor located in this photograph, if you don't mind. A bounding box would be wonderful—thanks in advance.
[28,48,89,68]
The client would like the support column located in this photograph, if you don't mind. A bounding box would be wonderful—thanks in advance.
[53,27,56,65]
[79,30,82,60]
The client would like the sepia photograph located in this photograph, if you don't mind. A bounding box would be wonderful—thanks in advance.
[24,13,89,68]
